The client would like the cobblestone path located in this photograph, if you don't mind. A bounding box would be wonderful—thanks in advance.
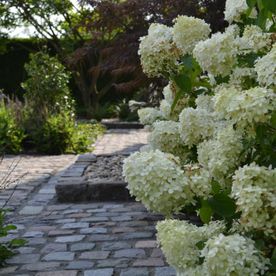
[0,129,176,276]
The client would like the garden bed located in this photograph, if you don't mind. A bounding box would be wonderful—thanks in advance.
[55,153,133,202]
[84,154,125,183]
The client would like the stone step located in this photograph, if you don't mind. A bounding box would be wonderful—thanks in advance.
[101,119,143,129]
[55,154,134,203]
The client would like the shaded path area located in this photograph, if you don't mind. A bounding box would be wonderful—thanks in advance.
[0,129,176,276]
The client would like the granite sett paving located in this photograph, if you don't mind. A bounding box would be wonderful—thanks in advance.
[0,129,176,275]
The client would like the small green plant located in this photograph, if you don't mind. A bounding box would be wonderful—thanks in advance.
[0,208,26,267]
[32,113,75,154]
[33,114,105,154]
[0,157,26,267]
[22,51,74,121]
[72,121,105,152]
[0,102,25,154]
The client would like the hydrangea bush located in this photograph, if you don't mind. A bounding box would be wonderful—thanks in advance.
[123,0,276,274]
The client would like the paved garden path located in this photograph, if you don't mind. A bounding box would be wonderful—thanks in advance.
[0,129,176,276]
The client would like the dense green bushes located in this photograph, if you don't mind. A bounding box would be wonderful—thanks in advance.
[0,51,105,155]
[0,102,24,154]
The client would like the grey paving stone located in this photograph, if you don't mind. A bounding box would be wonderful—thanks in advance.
[36,271,78,276]
[66,261,94,269]
[79,251,110,260]
[84,268,114,276]
[114,249,146,258]
[0,266,18,274]
[89,234,116,241]
[55,235,85,243]
[81,217,109,222]
[111,216,132,222]
[70,242,96,252]
[42,252,75,261]
[62,222,89,229]
[26,237,47,245]
[40,243,67,254]
[63,209,81,215]
[133,258,165,267]
[23,231,44,238]
[101,241,131,251]
[47,205,72,211]
[97,258,129,268]
[135,240,157,248]
[151,248,163,258]
[120,268,149,276]
[155,267,176,276]
[55,218,76,224]
[48,230,75,236]
[122,232,153,240]
[21,262,60,271]
[16,247,36,254]
[7,253,40,264]
[80,227,108,234]
[19,206,43,215]
[112,227,134,234]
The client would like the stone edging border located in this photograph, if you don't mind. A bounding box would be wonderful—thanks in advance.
[55,153,133,203]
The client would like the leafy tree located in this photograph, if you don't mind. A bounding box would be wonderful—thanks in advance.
[0,0,87,55]
[69,0,227,116]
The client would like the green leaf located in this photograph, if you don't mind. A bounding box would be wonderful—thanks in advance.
[271,112,276,128]
[208,193,236,218]
[171,88,184,111]
[246,0,257,8]
[271,248,276,271]
[257,9,268,29]
[181,55,194,70]
[3,225,17,231]
[196,240,206,250]
[9,238,27,248]
[257,0,265,10]
[199,200,213,223]
[211,181,221,195]
[263,0,276,13]
[173,74,192,92]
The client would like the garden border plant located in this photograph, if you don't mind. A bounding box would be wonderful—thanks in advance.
[123,0,276,275]
[0,51,105,155]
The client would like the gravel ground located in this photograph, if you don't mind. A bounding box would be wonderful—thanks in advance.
[85,155,126,183]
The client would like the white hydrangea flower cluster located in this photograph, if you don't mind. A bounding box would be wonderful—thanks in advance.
[173,16,211,55]
[185,165,213,199]
[123,150,194,215]
[197,126,244,185]
[232,164,276,237]
[202,234,268,275]
[137,107,163,126]
[195,94,214,112]
[156,219,225,271]
[228,67,256,87]
[237,25,272,54]
[255,43,276,87]
[224,0,251,23]
[193,26,239,76]
[149,121,189,159]
[179,107,215,148]
[159,84,174,120]
[138,23,179,77]
[214,86,276,130]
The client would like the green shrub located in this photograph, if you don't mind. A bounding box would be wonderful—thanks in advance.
[22,51,74,120]
[72,121,105,152]
[33,114,105,154]
[0,102,24,154]
[32,113,75,154]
